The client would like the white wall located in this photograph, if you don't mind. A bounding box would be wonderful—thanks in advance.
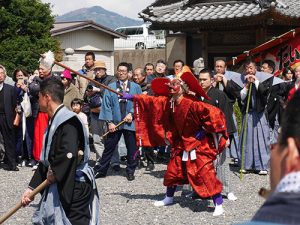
[52,51,114,75]
[52,28,115,74]
[56,28,114,51]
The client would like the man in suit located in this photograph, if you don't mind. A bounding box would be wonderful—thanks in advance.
[0,65,18,171]
[94,62,142,181]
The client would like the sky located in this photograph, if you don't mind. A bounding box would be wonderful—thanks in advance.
[41,0,155,20]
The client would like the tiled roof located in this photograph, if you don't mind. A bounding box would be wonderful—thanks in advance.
[139,0,300,26]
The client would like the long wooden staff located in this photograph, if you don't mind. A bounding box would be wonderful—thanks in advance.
[240,82,253,180]
[54,60,122,96]
[102,120,126,138]
[0,150,84,224]
[0,180,49,224]
[38,53,122,97]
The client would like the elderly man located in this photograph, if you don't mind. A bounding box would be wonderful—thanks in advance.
[94,62,142,181]
[29,52,54,167]
[85,61,117,167]
[133,67,151,95]
[214,59,242,164]
[0,65,17,171]
[225,60,272,175]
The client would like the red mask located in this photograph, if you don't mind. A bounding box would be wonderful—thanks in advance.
[167,79,182,94]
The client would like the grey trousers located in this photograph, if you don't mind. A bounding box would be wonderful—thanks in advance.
[215,150,232,195]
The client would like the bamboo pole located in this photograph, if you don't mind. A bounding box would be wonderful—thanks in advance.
[240,83,253,180]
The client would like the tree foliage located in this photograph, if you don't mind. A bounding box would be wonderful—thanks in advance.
[0,0,60,76]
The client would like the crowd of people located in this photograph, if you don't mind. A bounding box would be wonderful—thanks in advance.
[0,50,300,223]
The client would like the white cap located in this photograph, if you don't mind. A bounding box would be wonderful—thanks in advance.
[39,50,55,69]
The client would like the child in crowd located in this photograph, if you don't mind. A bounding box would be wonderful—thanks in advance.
[71,98,89,135]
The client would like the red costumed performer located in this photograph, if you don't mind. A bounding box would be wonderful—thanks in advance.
[122,67,229,216]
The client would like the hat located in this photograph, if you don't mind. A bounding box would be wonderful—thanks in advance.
[61,69,72,80]
[93,61,106,70]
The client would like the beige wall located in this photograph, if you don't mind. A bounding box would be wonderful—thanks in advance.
[56,29,114,51]
[166,34,186,67]
[52,51,114,75]
[114,49,165,73]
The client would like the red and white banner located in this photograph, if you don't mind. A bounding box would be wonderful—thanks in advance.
[227,28,300,76]
[263,33,300,76]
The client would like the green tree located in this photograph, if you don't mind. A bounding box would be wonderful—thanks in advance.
[0,0,60,76]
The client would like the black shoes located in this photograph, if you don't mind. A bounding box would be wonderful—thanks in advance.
[95,171,106,179]
[112,165,121,172]
[126,173,135,181]
[5,166,19,171]
[145,162,155,171]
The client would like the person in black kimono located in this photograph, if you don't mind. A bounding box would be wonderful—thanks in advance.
[260,59,285,144]
[21,77,99,225]
[225,60,272,175]
[214,60,242,164]
[198,68,237,201]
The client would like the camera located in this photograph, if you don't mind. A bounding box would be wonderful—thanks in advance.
[87,84,93,91]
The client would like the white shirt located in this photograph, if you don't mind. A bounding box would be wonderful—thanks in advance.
[120,80,128,90]
[77,112,89,135]
[275,171,300,193]
[0,83,3,91]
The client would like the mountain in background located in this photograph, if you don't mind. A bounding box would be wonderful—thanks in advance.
[55,6,143,30]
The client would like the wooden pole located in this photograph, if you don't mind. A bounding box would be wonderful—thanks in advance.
[53,60,123,96]
[0,180,49,224]
[102,120,126,138]
[0,151,84,224]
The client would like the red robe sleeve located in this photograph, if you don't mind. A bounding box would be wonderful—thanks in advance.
[133,95,171,147]
[193,101,228,153]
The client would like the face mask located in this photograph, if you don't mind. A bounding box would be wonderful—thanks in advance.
[167,79,182,94]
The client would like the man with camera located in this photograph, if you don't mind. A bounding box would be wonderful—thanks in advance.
[85,61,116,163]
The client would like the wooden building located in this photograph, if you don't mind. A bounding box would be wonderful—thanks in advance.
[51,20,125,74]
[139,0,300,68]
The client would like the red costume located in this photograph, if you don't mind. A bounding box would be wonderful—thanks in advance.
[32,112,48,161]
[134,91,228,198]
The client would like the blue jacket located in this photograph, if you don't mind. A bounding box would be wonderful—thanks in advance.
[99,81,142,131]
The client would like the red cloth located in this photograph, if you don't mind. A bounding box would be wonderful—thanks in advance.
[288,86,297,102]
[134,94,228,198]
[32,112,49,161]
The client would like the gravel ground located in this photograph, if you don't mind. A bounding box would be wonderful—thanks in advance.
[0,158,269,225]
